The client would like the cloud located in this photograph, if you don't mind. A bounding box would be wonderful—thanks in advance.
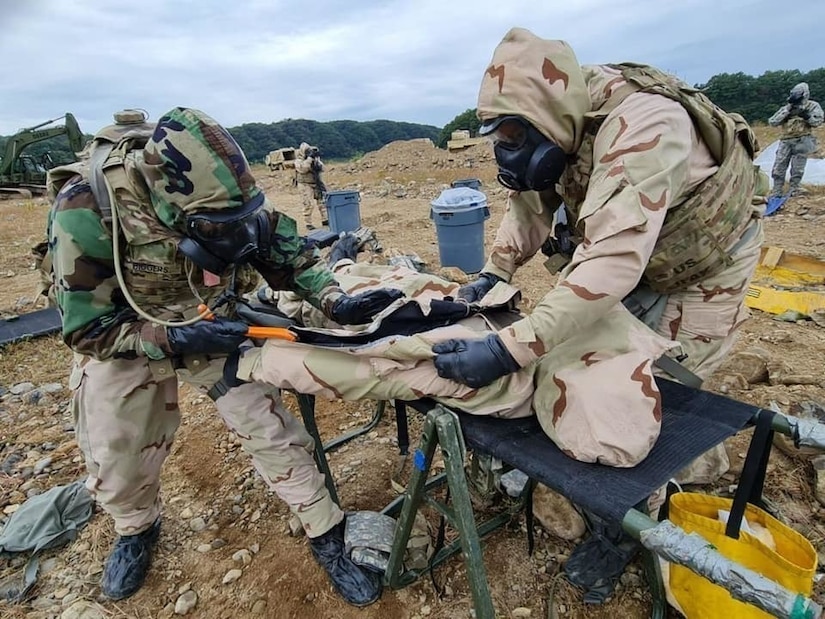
[0,0,821,134]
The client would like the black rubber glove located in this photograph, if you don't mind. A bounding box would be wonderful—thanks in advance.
[330,288,404,324]
[166,318,248,355]
[328,232,360,265]
[457,272,504,303]
[432,334,520,388]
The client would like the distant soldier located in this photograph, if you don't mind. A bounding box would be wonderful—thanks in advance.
[295,142,328,230]
[768,82,823,197]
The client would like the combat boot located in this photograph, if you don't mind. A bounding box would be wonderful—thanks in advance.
[308,518,382,606]
[100,519,161,600]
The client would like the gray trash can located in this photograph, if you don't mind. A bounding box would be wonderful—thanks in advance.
[430,187,490,273]
[324,190,361,233]
[451,178,482,191]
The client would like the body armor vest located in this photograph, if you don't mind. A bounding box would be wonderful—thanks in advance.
[47,117,258,319]
[558,64,764,294]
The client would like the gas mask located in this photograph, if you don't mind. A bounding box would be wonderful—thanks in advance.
[480,116,567,192]
[178,195,271,274]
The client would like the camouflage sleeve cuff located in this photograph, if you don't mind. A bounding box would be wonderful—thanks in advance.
[496,319,545,367]
[483,260,513,283]
[319,288,346,319]
[140,322,173,360]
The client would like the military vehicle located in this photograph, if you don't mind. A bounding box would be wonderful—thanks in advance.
[265,147,297,171]
[446,129,487,152]
[0,113,85,198]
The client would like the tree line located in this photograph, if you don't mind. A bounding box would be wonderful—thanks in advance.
[0,118,441,167]
[697,68,824,123]
[228,118,441,162]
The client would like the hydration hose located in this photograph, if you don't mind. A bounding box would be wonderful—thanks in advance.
[106,174,218,328]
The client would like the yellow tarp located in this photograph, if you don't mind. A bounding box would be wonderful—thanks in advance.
[745,247,825,316]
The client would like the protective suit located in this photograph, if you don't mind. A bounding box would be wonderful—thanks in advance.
[294,141,328,229]
[47,108,396,606]
[432,28,766,482]
[768,82,824,196]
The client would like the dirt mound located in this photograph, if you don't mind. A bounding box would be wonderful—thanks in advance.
[349,138,494,173]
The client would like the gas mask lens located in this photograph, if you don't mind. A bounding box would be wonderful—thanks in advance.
[486,117,528,149]
[185,200,265,267]
[187,210,258,242]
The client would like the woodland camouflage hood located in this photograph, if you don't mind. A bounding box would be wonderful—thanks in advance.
[140,107,264,230]
[476,28,591,154]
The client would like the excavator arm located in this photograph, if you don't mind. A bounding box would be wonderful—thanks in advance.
[0,113,85,197]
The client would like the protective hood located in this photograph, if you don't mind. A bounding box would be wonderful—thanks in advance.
[140,107,263,230]
[298,142,312,158]
[476,28,591,154]
[790,82,810,101]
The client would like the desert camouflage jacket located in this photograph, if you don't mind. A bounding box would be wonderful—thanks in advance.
[474,29,761,368]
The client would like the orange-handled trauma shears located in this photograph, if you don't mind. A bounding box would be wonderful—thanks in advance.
[197,305,298,342]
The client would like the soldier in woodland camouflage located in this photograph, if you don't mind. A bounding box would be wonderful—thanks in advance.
[768,82,824,197]
[294,142,328,230]
[429,28,766,483]
[47,107,400,606]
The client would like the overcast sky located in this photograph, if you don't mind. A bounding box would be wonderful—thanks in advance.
[1,0,822,136]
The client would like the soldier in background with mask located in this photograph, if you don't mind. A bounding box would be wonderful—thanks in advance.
[295,142,328,230]
[768,82,823,198]
[432,28,766,482]
[47,108,401,606]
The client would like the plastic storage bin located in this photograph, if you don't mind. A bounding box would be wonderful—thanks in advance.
[324,190,361,233]
[451,178,482,191]
[430,187,490,273]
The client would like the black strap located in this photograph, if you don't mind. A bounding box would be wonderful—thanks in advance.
[394,401,410,456]
[657,480,681,522]
[525,480,535,556]
[653,355,703,389]
[428,486,450,598]
[207,379,229,402]
[88,143,116,226]
[725,410,775,539]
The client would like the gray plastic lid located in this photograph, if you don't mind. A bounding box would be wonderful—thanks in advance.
[430,187,487,210]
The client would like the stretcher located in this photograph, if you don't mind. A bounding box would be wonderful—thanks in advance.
[295,380,825,619]
[0,307,61,346]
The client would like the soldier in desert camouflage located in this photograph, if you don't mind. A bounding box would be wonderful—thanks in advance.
[768,82,823,197]
[294,141,328,230]
[429,28,767,482]
[47,107,400,606]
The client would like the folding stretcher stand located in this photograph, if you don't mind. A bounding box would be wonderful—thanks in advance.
[371,379,824,619]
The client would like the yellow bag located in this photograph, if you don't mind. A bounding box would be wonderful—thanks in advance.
[668,492,817,618]
[667,410,817,618]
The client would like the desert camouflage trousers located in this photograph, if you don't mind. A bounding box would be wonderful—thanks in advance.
[299,183,327,227]
[771,136,817,196]
[69,352,342,537]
